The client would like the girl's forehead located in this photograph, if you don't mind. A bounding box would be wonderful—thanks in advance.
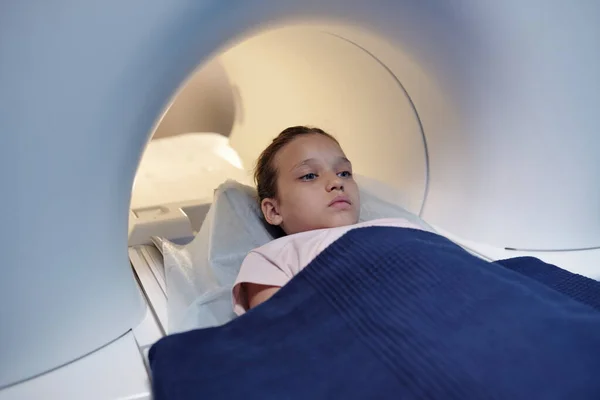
[276,135,345,166]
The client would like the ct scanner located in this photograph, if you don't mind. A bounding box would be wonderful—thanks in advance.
[1,1,599,398]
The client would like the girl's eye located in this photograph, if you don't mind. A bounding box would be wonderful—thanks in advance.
[300,173,317,181]
[338,171,352,178]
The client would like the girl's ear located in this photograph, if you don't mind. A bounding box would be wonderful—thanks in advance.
[261,197,283,226]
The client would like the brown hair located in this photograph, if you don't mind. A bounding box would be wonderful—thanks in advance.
[254,126,338,203]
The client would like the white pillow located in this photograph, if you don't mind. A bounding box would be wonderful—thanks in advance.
[154,178,434,333]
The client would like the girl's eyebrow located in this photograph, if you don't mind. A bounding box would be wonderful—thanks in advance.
[291,156,351,172]
[290,158,317,172]
[335,157,352,168]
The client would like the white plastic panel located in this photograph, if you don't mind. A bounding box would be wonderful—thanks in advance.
[0,332,150,400]
[0,0,598,391]
[420,2,600,250]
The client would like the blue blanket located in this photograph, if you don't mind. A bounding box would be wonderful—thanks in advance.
[148,227,600,399]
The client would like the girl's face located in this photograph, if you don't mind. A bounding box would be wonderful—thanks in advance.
[261,134,360,235]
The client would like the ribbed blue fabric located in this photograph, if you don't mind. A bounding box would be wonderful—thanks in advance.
[495,256,600,312]
[149,227,600,400]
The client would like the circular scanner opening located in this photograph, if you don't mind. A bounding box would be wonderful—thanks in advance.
[132,25,428,215]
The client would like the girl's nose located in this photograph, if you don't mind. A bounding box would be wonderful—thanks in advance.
[326,175,344,192]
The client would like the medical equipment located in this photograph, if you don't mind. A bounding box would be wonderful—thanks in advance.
[1,1,598,399]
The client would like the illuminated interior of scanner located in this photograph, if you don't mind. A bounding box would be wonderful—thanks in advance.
[133,27,429,214]
[131,132,250,209]
[1,1,598,394]
[137,22,600,254]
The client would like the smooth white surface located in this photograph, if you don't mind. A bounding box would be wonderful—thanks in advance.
[129,246,169,332]
[132,302,164,353]
[0,256,167,400]
[439,228,600,281]
[0,332,151,400]
[0,0,599,392]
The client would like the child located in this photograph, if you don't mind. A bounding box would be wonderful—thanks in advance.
[232,126,425,315]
